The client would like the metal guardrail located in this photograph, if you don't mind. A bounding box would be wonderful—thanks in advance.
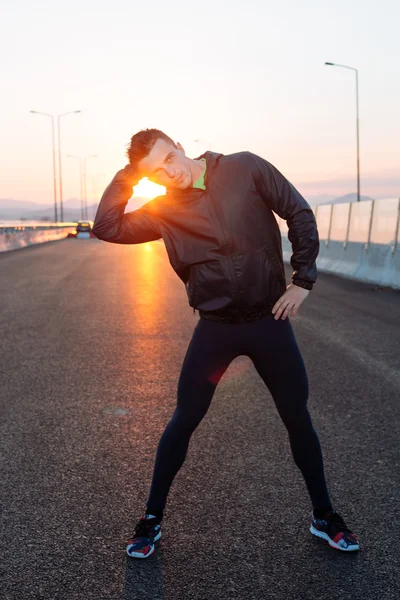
[312,198,400,254]
[276,197,400,289]
[0,223,78,233]
[0,224,79,253]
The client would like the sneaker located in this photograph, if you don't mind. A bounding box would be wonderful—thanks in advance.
[310,509,359,551]
[126,514,162,558]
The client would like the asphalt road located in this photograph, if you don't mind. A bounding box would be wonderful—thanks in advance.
[1,237,399,600]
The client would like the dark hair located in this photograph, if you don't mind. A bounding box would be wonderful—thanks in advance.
[126,128,176,168]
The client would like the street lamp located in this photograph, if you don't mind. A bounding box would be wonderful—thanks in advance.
[30,111,58,221]
[66,154,98,220]
[66,155,84,220]
[88,173,105,220]
[30,109,81,222]
[324,62,360,202]
[83,155,98,220]
[58,111,81,222]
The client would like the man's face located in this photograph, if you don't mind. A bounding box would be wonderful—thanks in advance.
[136,138,192,190]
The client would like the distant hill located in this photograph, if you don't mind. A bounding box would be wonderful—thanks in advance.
[0,199,97,221]
[0,191,375,221]
[0,196,151,221]
[308,193,375,206]
[305,194,336,206]
[0,198,49,217]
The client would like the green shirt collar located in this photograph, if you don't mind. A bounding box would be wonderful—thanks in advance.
[192,158,206,189]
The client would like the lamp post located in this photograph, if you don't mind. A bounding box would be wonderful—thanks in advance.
[83,155,98,220]
[89,173,104,220]
[30,111,58,221]
[324,62,360,202]
[66,155,84,220]
[58,111,81,222]
[66,154,98,220]
[30,109,81,221]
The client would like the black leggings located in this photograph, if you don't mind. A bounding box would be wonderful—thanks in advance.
[146,314,331,516]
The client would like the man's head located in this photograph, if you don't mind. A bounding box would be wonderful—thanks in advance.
[126,128,196,190]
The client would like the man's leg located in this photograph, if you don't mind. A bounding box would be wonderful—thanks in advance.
[145,318,239,518]
[245,315,332,511]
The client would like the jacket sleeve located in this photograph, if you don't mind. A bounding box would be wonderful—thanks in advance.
[92,167,162,244]
[248,152,319,290]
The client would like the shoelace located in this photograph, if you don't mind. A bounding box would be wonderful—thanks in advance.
[325,511,350,532]
[131,517,160,539]
[329,512,359,542]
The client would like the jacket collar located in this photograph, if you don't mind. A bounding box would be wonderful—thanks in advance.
[165,151,224,197]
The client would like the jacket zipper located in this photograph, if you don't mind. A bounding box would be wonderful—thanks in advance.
[194,153,240,307]
[205,188,241,304]
[202,158,242,304]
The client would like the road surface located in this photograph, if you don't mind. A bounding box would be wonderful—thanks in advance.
[1,237,399,599]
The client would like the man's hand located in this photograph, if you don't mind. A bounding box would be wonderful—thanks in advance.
[272,283,310,320]
[122,164,140,187]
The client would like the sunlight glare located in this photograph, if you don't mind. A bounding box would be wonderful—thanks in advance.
[133,177,165,198]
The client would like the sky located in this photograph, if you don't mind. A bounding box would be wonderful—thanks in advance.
[1,0,399,206]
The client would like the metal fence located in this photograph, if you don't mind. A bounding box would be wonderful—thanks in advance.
[276,198,400,289]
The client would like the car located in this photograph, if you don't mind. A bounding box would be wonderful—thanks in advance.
[76,220,93,233]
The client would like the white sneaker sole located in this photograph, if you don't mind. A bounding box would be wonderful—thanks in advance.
[126,530,162,558]
[310,525,359,551]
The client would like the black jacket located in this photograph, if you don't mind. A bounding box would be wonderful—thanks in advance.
[92,150,319,319]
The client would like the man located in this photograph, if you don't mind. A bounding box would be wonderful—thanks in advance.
[92,128,359,559]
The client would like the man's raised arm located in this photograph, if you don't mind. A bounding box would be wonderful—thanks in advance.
[92,165,162,244]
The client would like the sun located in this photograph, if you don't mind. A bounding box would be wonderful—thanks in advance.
[133,177,166,198]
